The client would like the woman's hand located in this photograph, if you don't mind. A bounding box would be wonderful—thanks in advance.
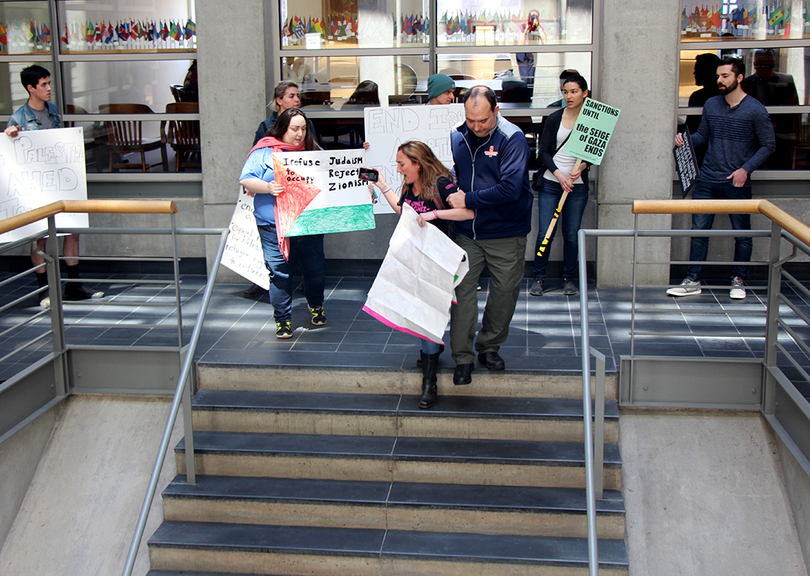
[267,182,285,196]
[554,169,573,193]
[570,163,586,182]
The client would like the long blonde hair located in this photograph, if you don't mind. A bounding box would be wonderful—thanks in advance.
[397,140,453,201]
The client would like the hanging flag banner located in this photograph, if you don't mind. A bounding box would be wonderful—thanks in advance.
[221,188,269,290]
[363,203,468,344]
[363,104,465,213]
[564,98,621,165]
[0,127,88,243]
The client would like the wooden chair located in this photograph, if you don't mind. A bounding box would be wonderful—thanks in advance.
[160,102,201,172]
[99,103,168,172]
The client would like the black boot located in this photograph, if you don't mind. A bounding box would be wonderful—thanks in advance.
[64,264,104,301]
[416,344,444,367]
[418,351,440,409]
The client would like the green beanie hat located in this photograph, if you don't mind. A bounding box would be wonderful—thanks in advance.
[428,74,455,100]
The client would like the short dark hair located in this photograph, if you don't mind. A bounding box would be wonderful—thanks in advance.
[464,85,497,111]
[719,57,745,79]
[266,108,320,151]
[273,81,298,111]
[559,68,579,81]
[20,65,50,93]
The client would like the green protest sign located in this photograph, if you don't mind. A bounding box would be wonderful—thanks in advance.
[564,98,621,165]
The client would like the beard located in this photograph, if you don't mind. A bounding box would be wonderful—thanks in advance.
[718,77,738,94]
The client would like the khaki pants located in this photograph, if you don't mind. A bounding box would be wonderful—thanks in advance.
[450,234,527,365]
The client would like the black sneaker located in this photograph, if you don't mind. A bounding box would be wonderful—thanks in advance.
[276,321,293,339]
[562,278,578,296]
[309,305,327,326]
[529,278,544,297]
[64,284,104,301]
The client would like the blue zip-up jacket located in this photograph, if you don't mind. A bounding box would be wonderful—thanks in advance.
[7,101,62,132]
[451,114,532,240]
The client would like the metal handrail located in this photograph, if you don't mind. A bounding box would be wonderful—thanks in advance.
[121,228,230,576]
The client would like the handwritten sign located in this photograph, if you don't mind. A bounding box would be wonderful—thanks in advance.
[273,149,374,236]
[221,188,269,289]
[363,104,465,213]
[564,98,621,165]
[673,130,699,198]
[0,127,88,243]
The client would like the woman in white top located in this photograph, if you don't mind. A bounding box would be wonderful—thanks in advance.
[531,74,591,297]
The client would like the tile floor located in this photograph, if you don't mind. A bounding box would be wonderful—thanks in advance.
[1,273,808,400]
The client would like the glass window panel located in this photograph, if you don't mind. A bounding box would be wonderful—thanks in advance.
[0,1,52,54]
[66,118,200,173]
[438,51,591,107]
[436,0,592,46]
[0,61,51,114]
[57,0,196,53]
[279,0,428,50]
[679,48,807,107]
[680,0,808,41]
[285,54,429,106]
[62,59,197,112]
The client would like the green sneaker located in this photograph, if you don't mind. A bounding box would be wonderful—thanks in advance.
[275,321,293,339]
[309,305,327,326]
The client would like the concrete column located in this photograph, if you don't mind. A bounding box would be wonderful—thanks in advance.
[596,0,681,287]
[197,0,272,280]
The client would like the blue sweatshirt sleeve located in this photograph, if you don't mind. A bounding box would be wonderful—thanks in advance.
[741,105,776,175]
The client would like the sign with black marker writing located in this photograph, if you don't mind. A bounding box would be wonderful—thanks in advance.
[564,98,621,165]
[0,127,88,243]
[673,130,699,198]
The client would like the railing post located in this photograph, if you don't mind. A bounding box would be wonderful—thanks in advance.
[590,347,606,500]
[45,215,68,397]
[762,220,783,414]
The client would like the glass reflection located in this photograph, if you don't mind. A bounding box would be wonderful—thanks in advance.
[680,0,809,41]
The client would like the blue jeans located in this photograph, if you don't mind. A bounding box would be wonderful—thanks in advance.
[257,224,325,322]
[533,179,589,280]
[686,180,753,281]
[421,339,442,354]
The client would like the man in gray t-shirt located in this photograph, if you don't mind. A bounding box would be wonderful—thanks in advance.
[5,65,104,308]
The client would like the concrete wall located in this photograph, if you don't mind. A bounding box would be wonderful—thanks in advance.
[0,402,62,551]
[0,396,182,576]
[776,435,810,571]
[597,0,680,287]
[620,410,808,576]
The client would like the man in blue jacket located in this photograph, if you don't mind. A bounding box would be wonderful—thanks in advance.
[447,86,532,384]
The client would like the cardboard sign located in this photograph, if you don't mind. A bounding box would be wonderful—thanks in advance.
[564,98,621,165]
[363,104,465,213]
[221,188,269,289]
[272,149,375,236]
[363,203,468,344]
[673,130,699,198]
[0,127,89,243]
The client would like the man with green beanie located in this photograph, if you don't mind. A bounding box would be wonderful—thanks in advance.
[427,73,455,105]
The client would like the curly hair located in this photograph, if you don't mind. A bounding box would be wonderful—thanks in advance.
[397,140,453,201]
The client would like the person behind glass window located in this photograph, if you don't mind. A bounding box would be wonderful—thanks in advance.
[5,64,104,308]
[239,108,327,338]
[427,74,455,105]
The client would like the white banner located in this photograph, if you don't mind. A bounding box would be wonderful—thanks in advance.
[363,104,464,213]
[221,188,269,289]
[0,127,88,243]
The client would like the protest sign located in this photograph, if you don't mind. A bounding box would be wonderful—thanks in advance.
[363,104,465,213]
[564,98,621,165]
[0,127,88,243]
[363,203,468,344]
[272,148,374,236]
[221,188,269,289]
[673,130,699,198]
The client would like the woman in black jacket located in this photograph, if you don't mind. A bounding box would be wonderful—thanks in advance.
[530,74,591,297]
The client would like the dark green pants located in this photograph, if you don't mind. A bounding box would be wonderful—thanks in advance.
[450,234,527,364]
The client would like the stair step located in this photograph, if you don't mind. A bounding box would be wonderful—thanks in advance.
[148,521,629,576]
[191,390,620,442]
[162,474,625,538]
[197,364,618,399]
[175,432,622,489]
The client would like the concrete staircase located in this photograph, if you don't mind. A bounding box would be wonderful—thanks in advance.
[146,365,629,575]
